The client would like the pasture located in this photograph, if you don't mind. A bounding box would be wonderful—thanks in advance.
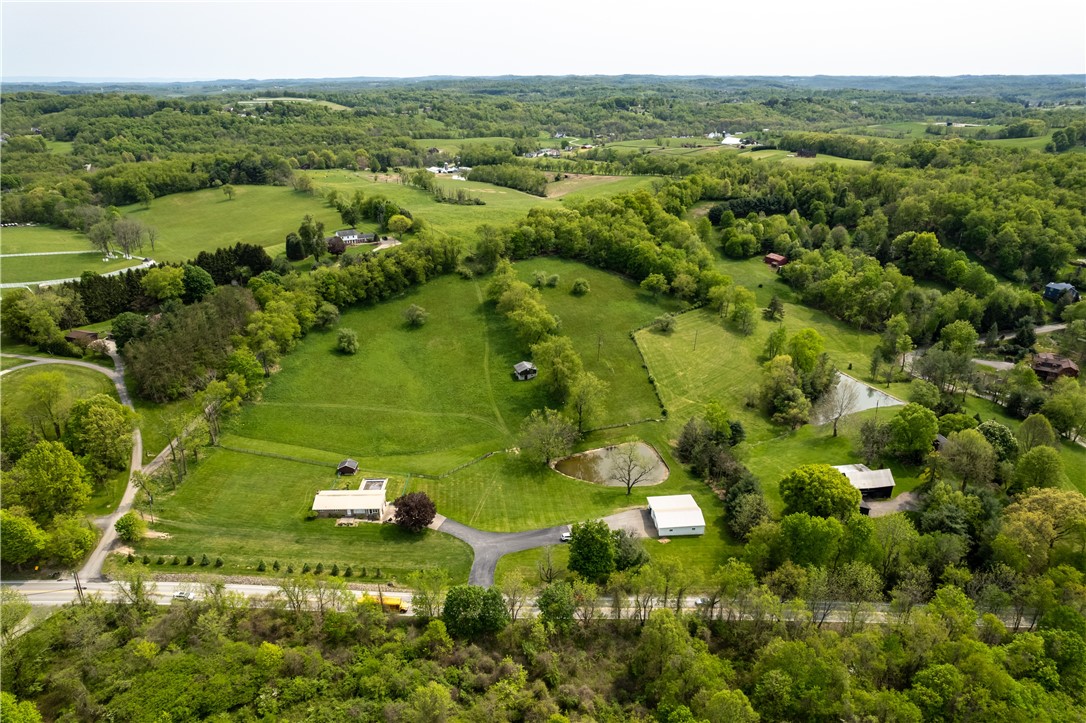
[132,259,736,578]
[0,252,142,284]
[238,97,350,111]
[135,449,474,582]
[308,169,556,240]
[120,185,341,262]
[737,148,872,168]
[0,225,92,255]
[545,174,655,199]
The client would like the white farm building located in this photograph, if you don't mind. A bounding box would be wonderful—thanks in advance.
[647,494,705,537]
[312,478,390,519]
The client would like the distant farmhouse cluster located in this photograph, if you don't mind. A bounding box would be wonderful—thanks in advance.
[424,163,471,175]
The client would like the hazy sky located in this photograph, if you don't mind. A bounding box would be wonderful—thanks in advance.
[3,0,1085,81]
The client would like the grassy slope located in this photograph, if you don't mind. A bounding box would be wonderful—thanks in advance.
[119,186,342,263]
[1,226,92,254]
[1,253,142,284]
[308,170,556,241]
[137,448,474,582]
[0,357,32,370]
[737,148,873,168]
[134,259,735,577]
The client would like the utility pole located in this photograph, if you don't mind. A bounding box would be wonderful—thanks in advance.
[72,569,85,605]
[693,329,698,352]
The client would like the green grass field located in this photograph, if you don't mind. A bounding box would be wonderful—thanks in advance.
[737,148,872,168]
[547,174,656,200]
[1,253,142,284]
[0,357,32,370]
[120,185,342,263]
[238,97,350,111]
[1,226,93,255]
[0,363,129,515]
[309,170,557,241]
[45,140,74,154]
[134,449,473,582]
[131,259,740,576]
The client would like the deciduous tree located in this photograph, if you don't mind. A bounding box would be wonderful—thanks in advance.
[779,464,860,520]
[1013,446,1068,491]
[609,442,655,496]
[940,428,996,491]
[0,509,47,570]
[4,441,90,525]
[567,371,607,433]
[530,336,584,404]
[518,408,578,465]
[568,519,616,583]
[1016,413,1059,452]
[441,585,508,638]
[888,403,939,462]
[393,491,437,532]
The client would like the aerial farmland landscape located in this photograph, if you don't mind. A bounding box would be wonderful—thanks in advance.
[1,1,1085,720]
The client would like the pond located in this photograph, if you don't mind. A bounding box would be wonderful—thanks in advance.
[553,441,669,486]
[813,372,905,424]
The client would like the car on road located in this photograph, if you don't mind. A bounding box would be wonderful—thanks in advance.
[173,590,196,601]
[559,531,572,542]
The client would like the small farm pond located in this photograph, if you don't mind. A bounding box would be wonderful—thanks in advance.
[814,373,905,424]
[553,441,669,486]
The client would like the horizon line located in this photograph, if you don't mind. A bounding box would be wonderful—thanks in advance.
[4,72,1085,85]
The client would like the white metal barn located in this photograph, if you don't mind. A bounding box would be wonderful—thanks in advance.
[647,494,705,537]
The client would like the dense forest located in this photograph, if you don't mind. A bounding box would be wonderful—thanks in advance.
[2,573,1085,722]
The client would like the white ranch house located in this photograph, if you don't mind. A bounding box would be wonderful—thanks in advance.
[312,478,390,519]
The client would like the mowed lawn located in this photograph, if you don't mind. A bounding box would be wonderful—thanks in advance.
[137,259,735,575]
[1,253,142,284]
[1,226,92,255]
[1,364,129,515]
[513,258,675,425]
[228,273,540,476]
[120,185,341,263]
[137,449,473,583]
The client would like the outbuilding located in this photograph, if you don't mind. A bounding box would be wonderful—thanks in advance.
[647,494,705,537]
[833,464,896,500]
[337,459,360,476]
[1043,282,1080,303]
[763,253,788,269]
[513,361,538,381]
[64,329,100,345]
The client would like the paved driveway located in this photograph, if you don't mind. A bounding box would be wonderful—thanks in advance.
[433,504,655,586]
[437,518,570,586]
